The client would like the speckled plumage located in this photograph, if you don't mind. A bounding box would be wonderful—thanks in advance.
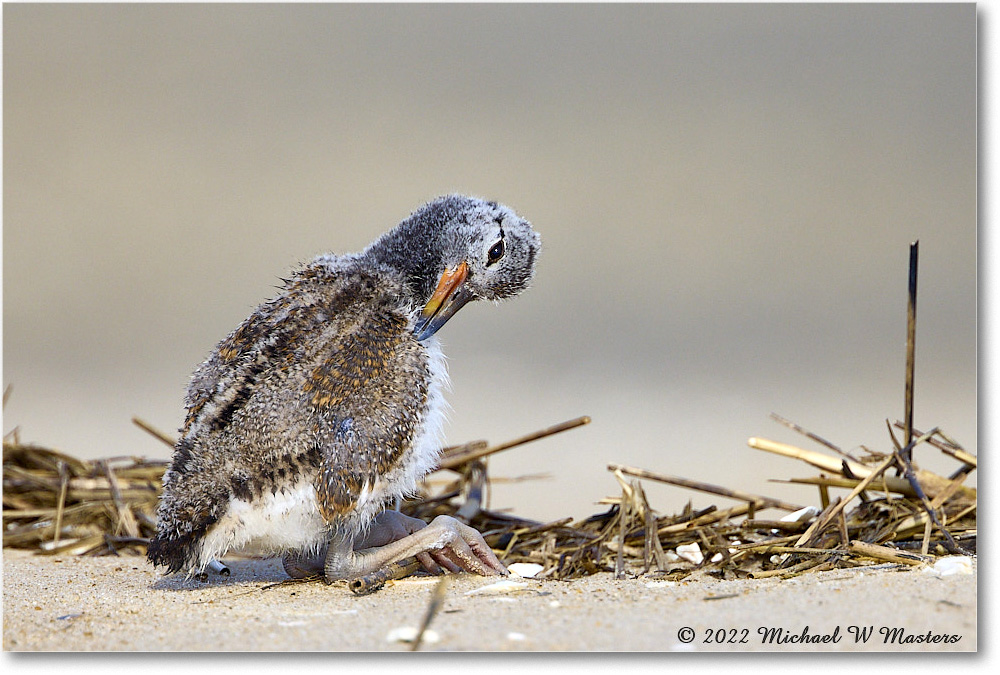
[148,195,540,578]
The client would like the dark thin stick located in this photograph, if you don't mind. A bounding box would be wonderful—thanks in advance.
[131,416,177,450]
[744,545,846,556]
[769,413,851,459]
[609,463,803,512]
[904,240,919,453]
[410,576,449,652]
[260,575,323,591]
[348,558,423,595]
[886,422,965,555]
[891,455,962,554]
[891,421,977,468]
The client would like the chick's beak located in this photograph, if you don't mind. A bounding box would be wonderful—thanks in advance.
[414,262,473,341]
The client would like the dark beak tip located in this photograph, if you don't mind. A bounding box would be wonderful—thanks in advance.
[413,320,436,341]
[414,287,475,341]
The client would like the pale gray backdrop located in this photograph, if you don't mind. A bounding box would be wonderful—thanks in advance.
[3,3,976,520]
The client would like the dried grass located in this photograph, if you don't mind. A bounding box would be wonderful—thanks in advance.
[2,411,976,582]
[2,242,977,584]
[2,440,165,556]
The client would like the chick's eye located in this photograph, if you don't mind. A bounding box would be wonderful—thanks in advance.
[487,239,505,265]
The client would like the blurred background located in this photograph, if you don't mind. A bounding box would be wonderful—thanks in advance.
[3,4,976,522]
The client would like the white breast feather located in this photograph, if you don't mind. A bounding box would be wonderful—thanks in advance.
[196,481,329,571]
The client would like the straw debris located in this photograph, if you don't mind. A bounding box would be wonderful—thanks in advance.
[3,442,165,556]
[2,411,977,582]
[1,244,977,584]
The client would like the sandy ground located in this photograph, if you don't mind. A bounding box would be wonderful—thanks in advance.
[1,549,976,653]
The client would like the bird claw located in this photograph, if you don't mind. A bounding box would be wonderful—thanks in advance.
[363,511,507,577]
[421,515,508,577]
[280,511,507,583]
[316,512,507,583]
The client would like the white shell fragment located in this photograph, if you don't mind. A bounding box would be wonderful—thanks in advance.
[386,626,440,644]
[645,580,676,589]
[465,579,530,595]
[507,632,527,641]
[780,506,820,523]
[676,542,704,565]
[922,555,974,577]
[507,563,544,578]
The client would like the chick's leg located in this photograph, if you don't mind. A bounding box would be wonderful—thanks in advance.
[324,512,507,583]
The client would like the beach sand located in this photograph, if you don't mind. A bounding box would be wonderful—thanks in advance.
[2,548,975,652]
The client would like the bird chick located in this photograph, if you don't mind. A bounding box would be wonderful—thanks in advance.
[147,195,540,584]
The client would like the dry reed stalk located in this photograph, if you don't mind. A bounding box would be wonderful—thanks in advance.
[780,475,914,497]
[100,460,140,539]
[793,454,895,548]
[656,503,752,535]
[848,540,931,566]
[904,240,919,450]
[608,463,803,512]
[768,413,853,459]
[4,415,976,583]
[750,556,836,579]
[131,417,177,449]
[886,426,965,554]
[744,545,846,556]
[436,416,590,471]
[748,437,885,483]
[891,421,977,468]
[730,535,815,551]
